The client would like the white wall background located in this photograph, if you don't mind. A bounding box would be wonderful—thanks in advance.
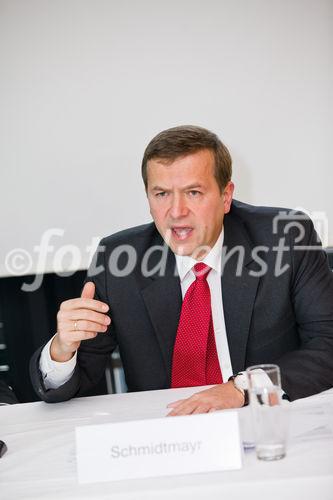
[1,0,332,276]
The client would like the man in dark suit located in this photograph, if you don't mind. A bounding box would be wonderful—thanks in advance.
[30,125,333,414]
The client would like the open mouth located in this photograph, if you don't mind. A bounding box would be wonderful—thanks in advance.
[171,227,193,241]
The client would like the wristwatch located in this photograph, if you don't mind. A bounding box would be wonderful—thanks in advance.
[228,372,249,407]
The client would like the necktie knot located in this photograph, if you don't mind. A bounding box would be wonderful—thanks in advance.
[193,263,211,281]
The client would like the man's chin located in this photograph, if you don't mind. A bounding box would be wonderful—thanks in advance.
[172,246,192,257]
[164,238,192,256]
[160,230,212,259]
[168,242,210,260]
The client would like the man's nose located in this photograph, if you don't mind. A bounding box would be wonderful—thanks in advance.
[169,195,189,219]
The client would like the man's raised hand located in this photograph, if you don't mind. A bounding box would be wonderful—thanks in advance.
[50,282,110,362]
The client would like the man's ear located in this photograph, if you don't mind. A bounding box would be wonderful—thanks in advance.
[223,181,234,214]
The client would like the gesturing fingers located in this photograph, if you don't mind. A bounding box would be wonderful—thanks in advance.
[59,308,110,325]
[52,284,110,361]
[57,303,111,348]
[61,297,109,313]
[68,319,109,333]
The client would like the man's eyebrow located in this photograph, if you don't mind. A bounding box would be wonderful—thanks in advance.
[151,186,168,191]
[151,184,204,191]
[183,183,204,190]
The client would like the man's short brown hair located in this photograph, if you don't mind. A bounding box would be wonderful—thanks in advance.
[141,125,232,193]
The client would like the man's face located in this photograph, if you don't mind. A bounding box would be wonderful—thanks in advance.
[146,149,234,259]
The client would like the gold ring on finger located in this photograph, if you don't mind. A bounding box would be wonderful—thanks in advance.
[74,321,78,331]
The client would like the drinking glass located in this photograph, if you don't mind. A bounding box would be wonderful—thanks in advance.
[246,364,289,461]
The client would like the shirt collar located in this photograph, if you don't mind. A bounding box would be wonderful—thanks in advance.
[175,230,224,282]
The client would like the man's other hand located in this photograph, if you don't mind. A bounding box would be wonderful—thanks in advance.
[50,282,110,362]
[166,382,244,416]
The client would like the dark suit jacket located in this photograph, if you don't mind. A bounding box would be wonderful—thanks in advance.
[30,200,333,402]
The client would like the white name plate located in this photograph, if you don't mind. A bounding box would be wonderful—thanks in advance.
[75,411,242,484]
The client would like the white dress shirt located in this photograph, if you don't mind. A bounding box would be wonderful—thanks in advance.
[40,334,77,389]
[40,230,233,389]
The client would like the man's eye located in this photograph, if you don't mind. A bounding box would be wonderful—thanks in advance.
[189,190,201,197]
[156,192,167,198]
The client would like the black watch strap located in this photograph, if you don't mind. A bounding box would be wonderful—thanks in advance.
[228,374,249,407]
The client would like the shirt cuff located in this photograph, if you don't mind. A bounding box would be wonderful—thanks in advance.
[39,334,77,390]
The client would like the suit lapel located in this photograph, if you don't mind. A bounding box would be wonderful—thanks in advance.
[139,243,182,385]
[222,213,260,374]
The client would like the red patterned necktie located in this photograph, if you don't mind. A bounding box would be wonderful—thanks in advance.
[171,262,223,388]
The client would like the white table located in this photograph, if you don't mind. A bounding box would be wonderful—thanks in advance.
[1,386,333,500]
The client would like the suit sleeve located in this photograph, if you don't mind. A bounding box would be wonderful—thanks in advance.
[30,238,118,403]
[277,217,333,400]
